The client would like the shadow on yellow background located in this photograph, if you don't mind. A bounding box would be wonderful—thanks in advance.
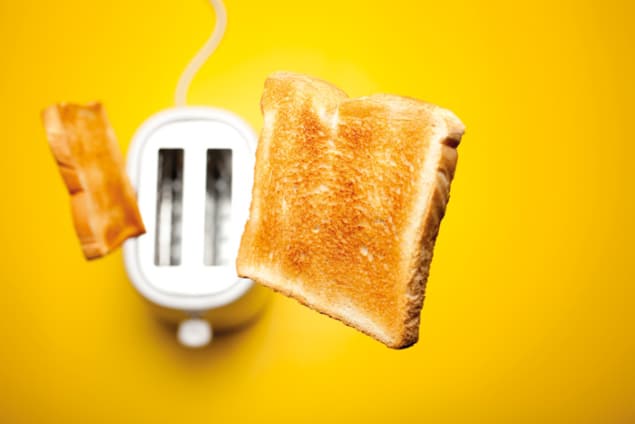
[1,0,634,422]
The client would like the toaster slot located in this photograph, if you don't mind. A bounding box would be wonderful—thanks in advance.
[204,149,232,266]
[155,149,184,266]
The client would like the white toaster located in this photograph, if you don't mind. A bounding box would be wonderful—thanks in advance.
[123,107,268,348]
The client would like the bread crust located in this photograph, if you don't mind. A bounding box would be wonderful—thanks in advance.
[41,102,145,259]
[400,116,463,348]
[237,72,464,348]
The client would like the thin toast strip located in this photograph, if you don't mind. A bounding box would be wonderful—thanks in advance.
[41,102,145,259]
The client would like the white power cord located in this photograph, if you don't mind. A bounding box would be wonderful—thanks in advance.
[174,0,227,106]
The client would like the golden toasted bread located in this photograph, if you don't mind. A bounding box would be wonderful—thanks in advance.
[237,72,465,348]
[41,102,145,259]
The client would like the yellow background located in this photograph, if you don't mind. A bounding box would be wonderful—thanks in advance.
[1,0,634,422]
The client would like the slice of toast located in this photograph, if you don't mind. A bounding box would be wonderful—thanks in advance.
[237,72,465,348]
[41,102,145,259]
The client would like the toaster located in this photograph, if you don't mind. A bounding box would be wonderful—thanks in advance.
[123,106,268,347]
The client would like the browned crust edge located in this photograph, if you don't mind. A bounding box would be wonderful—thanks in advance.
[398,115,464,348]
[244,272,397,347]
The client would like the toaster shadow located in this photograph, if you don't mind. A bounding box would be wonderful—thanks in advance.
[143,299,272,367]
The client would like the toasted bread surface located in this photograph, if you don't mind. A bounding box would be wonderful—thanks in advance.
[42,102,145,259]
[237,72,464,348]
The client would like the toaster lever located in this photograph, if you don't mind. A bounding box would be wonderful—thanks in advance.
[177,318,212,348]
